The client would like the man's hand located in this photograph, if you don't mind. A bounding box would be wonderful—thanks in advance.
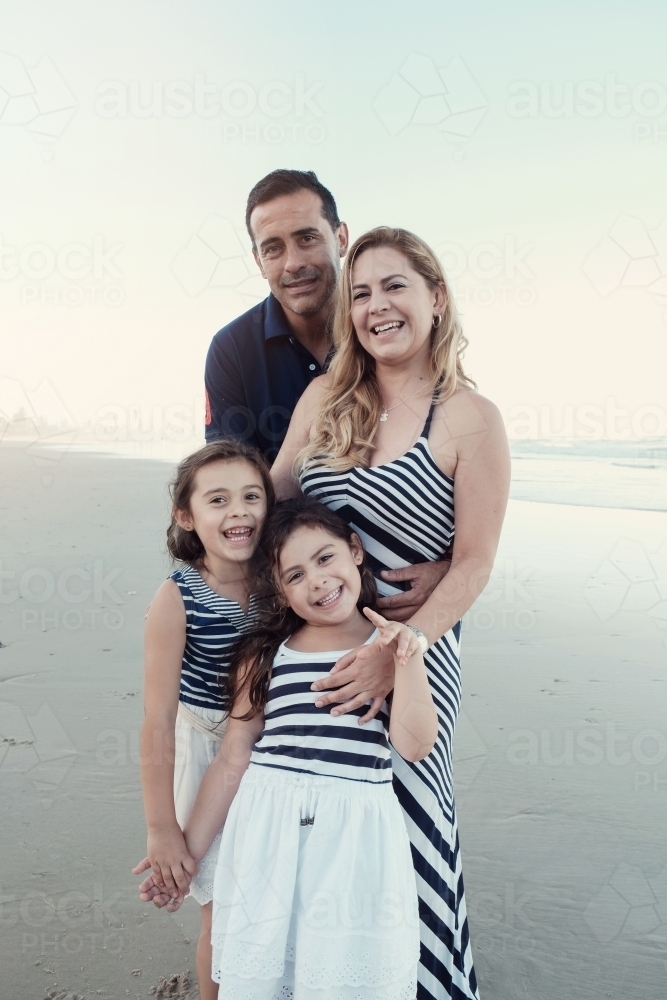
[377,560,451,622]
[310,644,395,724]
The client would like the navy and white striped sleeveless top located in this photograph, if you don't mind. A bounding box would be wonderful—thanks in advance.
[170,565,258,711]
[250,632,392,783]
[300,397,454,593]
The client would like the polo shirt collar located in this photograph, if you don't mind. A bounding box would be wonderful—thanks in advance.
[264,293,293,341]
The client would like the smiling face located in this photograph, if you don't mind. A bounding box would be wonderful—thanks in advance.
[175,459,268,566]
[277,525,364,625]
[350,245,445,368]
[250,189,348,320]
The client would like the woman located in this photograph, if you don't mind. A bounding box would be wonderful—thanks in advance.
[271,226,511,1000]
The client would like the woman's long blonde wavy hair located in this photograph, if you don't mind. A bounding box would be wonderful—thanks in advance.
[295,226,476,473]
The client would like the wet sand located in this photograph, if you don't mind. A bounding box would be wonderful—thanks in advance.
[1,441,665,999]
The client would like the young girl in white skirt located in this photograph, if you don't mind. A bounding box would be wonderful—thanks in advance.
[133,439,274,1000]
[141,495,438,1000]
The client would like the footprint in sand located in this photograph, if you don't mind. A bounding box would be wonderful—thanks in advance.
[149,973,193,998]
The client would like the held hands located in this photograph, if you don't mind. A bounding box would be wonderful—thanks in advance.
[362,608,423,667]
[132,858,187,911]
[131,826,197,911]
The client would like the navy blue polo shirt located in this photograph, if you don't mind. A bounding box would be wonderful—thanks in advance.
[204,294,328,463]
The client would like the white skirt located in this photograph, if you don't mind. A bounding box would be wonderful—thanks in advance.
[173,701,227,905]
[211,765,420,1000]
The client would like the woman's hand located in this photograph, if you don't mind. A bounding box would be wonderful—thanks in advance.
[310,640,395,724]
[138,827,198,899]
[377,560,451,621]
[362,607,422,666]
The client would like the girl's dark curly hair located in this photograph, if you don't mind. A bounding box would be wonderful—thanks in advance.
[226,496,378,720]
[166,439,275,564]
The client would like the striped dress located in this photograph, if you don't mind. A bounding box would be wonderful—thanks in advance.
[170,564,258,710]
[300,399,479,1000]
[250,635,393,783]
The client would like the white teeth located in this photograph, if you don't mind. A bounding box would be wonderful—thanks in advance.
[372,321,402,334]
[317,587,341,607]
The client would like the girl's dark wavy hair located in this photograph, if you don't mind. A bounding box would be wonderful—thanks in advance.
[166,439,275,564]
[226,496,378,720]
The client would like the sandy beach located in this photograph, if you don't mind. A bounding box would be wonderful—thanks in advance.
[1,441,665,999]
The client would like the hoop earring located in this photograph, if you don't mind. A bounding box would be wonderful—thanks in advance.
[432,314,442,328]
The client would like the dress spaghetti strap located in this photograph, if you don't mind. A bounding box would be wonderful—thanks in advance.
[421,382,443,440]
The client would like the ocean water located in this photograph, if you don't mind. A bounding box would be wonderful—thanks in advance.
[509,441,667,512]
[4,436,666,512]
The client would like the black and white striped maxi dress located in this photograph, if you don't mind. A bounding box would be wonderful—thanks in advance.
[300,400,479,1000]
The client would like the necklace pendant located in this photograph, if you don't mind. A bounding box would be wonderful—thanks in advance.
[379,411,388,422]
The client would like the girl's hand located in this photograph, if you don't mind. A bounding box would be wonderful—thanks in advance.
[362,608,421,667]
[132,858,189,911]
[135,828,197,898]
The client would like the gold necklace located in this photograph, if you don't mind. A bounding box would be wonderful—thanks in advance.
[379,380,434,422]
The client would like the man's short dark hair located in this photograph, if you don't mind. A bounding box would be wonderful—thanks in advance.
[245,169,340,247]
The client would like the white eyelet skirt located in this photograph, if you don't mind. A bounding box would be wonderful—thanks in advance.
[173,701,227,905]
[211,764,420,1000]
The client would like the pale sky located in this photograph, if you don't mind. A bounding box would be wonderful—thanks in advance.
[2,0,666,444]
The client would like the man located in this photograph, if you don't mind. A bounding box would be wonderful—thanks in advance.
[204,167,448,626]
[204,169,348,463]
